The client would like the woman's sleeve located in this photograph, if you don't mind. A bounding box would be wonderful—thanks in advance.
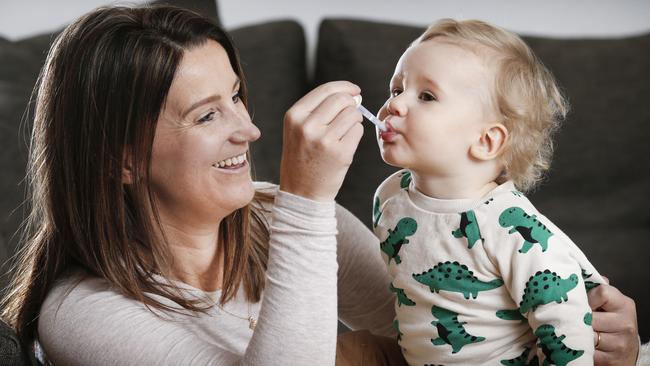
[335,203,396,337]
[637,341,650,366]
[243,189,340,365]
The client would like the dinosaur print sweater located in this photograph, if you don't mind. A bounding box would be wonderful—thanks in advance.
[373,170,603,366]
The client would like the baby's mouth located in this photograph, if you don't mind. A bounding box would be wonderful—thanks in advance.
[379,121,398,141]
[213,152,247,169]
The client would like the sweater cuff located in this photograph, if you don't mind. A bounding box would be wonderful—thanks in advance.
[273,189,337,232]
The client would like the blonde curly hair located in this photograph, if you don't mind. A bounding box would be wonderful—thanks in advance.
[414,19,568,192]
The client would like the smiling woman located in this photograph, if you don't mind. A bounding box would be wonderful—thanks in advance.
[0,5,396,365]
[149,39,261,242]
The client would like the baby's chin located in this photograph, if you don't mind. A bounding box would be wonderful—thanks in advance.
[380,151,406,170]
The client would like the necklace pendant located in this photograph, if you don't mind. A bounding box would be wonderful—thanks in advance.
[248,316,257,330]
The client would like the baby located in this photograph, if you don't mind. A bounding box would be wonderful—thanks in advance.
[372,19,603,365]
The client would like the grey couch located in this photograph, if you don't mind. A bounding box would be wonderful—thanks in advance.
[1,1,648,362]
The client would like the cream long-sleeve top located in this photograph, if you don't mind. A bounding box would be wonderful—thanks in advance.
[37,183,396,366]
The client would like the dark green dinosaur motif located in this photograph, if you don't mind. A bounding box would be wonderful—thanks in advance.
[393,319,403,342]
[499,206,553,253]
[519,270,579,314]
[380,217,417,265]
[535,324,584,366]
[581,269,600,291]
[430,305,485,354]
[373,196,382,228]
[389,283,416,307]
[413,261,503,299]
[512,190,525,198]
[500,347,540,366]
[452,210,484,249]
[583,312,592,326]
[496,309,526,323]
[399,171,412,189]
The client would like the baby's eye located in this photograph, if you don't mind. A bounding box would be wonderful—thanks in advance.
[198,111,215,124]
[419,92,437,102]
[390,88,403,97]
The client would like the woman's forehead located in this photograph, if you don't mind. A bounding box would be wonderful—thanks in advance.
[166,40,238,113]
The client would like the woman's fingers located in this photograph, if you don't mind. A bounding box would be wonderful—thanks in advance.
[279,81,364,202]
[286,81,360,123]
[327,105,363,141]
[588,284,637,329]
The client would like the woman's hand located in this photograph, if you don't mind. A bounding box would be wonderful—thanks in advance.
[279,81,363,202]
[589,280,639,366]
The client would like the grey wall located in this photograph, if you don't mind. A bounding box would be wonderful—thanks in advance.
[3,1,650,41]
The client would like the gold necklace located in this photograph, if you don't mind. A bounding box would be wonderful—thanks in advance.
[216,303,257,330]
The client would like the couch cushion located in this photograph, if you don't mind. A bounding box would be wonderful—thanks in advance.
[0,32,54,270]
[230,20,308,184]
[314,18,650,340]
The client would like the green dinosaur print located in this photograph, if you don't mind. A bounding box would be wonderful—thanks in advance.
[512,190,524,197]
[535,324,584,366]
[583,312,592,326]
[496,309,526,323]
[430,305,485,354]
[500,347,540,366]
[581,269,600,291]
[499,206,553,253]
[519,270,579,314]
[390,283,416,307]
[399,171,412,189]
[380,217,417,265]
[373,196,382,228]
[452,210,484,249]
[413,261,503,299]
[393,319,403,342]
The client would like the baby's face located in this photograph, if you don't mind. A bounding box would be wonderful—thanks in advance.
[377,39,497,177]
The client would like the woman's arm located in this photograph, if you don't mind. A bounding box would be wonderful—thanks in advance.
[335,203,396,337]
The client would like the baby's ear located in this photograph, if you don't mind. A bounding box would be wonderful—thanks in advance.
[469,124,508,161]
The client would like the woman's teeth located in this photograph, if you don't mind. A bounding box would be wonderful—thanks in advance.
[215,153,247,168]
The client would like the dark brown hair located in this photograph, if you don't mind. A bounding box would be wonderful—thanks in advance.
[1,5,270,346]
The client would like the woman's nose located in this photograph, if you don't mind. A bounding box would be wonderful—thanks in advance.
[231,110,261,143]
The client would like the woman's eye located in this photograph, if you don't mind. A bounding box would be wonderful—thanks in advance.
[390,88,403,97]
[420,92,437,101]
[198,111,215,124]
[232,90,242,104]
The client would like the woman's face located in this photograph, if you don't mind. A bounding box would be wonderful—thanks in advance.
[149,40,260,229]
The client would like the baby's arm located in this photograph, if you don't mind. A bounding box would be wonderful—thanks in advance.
[486,209,602,366]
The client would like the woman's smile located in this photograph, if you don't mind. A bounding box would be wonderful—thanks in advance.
[212,151,249,171]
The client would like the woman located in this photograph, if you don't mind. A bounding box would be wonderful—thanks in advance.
[0,5,642,365]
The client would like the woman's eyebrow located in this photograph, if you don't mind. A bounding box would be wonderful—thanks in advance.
[181,78,240,119]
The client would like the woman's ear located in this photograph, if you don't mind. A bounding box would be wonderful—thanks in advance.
[122,149,134,184]
[470,124,508,161]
